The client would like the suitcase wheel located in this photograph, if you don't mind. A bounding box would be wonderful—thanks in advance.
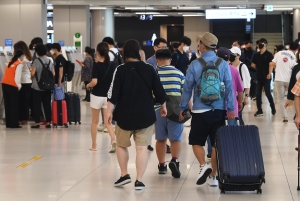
[220,188,225,194]
[64,124,68,128]
[69,122,72,125]
[257,189,262,194]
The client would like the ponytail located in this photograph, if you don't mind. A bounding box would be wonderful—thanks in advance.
[96,42,110,64]
[8,49,24,67]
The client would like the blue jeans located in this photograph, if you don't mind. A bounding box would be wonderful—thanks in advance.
[206,120,237,156]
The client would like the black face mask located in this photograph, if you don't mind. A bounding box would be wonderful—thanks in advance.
[229,54,236,63]
[258,43,265,49]
[247,47,252,50]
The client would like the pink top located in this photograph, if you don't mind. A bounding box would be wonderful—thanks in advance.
[228,65,244,116]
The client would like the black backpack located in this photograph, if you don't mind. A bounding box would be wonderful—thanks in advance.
[64,60,75,82]
[35,58,55,90]
[109,50,123,66]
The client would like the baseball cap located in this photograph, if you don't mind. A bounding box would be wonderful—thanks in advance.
[217,47,230,60]
[230,46,241,56]
[199,32,218,48]
[259,38,268,44]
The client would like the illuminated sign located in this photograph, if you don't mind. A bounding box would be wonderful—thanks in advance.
[205,9,256,19]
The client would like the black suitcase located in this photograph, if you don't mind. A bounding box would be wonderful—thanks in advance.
[65,92,81,125]
[215,118,265,194]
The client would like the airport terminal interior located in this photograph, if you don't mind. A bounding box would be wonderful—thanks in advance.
[0,0,300,200]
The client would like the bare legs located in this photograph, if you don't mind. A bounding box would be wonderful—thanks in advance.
[90,108,100,149]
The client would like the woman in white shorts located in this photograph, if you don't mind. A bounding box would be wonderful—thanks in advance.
[86,42,117,153]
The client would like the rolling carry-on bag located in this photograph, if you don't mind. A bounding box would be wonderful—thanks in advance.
[52,100,68,128]
[65,92,81,125]
[216,117,265,194]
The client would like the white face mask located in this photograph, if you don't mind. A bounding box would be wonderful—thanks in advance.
[84,52,86,56]
[286,46,289,50]
[50,50,54,55]
[183,46,189,52]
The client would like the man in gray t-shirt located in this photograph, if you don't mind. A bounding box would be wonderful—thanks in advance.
[32,57,54,91]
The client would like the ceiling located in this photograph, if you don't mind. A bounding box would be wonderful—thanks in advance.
[47,0,300,17]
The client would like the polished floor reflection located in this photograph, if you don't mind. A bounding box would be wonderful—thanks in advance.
[0,94,299,201]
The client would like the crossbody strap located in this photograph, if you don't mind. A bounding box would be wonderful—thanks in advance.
[239,62,244,81]
[98,62,112,83]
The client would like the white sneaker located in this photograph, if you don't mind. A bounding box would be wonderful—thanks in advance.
[207,176,218,187]
[196,163,212,185]
[97,124,105,132]
[103,127,108,133]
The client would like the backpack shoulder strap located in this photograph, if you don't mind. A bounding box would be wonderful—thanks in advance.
[197,57,207,67]
[215,58,223,68]
[109,50,117,58]
[239,62,244,81]
[35,58,46,82]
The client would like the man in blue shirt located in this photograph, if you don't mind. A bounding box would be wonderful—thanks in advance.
[146,38,167,69]
[171,36,191,75]
[180,32,235,187]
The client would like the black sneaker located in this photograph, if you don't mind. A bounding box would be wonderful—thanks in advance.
[166,144,171,154]
[207,154,211,160]
[254,111,264,117]
[147,145,154,151]
[283,119,288,123]
[135,180,145,190]
[158,164,167,174]
[114,174,132,187]
[272,109,276,115]
[169,159,181,178]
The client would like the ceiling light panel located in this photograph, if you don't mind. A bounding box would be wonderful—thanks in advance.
[172,7,201,10]
[125,7,154,9]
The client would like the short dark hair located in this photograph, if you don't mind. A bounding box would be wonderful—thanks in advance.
[180,36,191,46]
[45,43,52,51]
[52,43,61,52]
[31,37,43,46]
[256,40,260,45]
[35,44,47,56]
[289,42,299,51]
[154,38,167,46]
[172,43,179,49]
[117,42,124,48]
[102,37,115,45]
[85,46,93,55]
[245,40,252,45]
[155,49,172,60]
[276,45,284,51]
[96,43,110,64]
[123,39,141,60]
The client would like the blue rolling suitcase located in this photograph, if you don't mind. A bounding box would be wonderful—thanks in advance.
[215,118,265,194]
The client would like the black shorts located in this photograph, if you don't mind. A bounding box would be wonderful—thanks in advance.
[189,110,226,147]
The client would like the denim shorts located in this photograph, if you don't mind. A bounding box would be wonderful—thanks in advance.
[155,109,184,142]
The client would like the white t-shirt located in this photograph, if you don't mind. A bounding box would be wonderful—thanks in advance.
[108,48,119,62]
[20,57,32,84]
[273,50,297,82]
[236,62,251,89]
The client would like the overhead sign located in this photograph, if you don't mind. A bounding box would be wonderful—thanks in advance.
[47,17,53,30]
[5,39,13,46]
[266,5,273,11]
[205,9,256,19]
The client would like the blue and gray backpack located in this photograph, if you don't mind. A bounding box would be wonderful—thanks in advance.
[197,58,224,107]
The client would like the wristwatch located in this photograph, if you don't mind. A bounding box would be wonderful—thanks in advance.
[245,94,250,97]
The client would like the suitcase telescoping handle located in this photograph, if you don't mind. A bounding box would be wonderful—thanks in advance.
[225,117,240,126]
[297,129,300,190]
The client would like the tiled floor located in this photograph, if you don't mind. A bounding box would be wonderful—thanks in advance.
[0,95,299,201]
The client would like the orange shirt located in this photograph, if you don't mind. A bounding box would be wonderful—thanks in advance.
[1,60,21,88]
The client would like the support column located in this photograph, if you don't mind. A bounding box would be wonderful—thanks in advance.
[0,0,47,46]
[293,9,300,41]
[91,9,114,48]
[53,5,90,50]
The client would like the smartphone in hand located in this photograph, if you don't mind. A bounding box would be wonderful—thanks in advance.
[76,60,82,65]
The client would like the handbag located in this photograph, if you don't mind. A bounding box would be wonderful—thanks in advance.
[54,86,65,100]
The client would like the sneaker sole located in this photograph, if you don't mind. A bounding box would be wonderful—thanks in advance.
[169,162,181,178]
[196,168,212,185]
[114,179,132,187]
[135,186,145,190]
[254,114,264,117]
[159,171,167,174]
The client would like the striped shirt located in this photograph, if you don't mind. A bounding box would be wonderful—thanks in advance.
[155,65,185,110]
